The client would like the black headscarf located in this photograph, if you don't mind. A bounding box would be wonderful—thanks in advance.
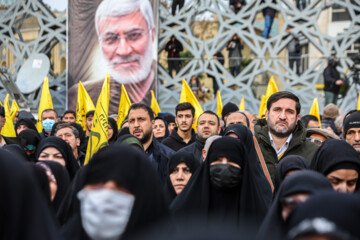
[27,162,51,205]
[223,123,249,139]
[287,191,360,240]
[62,144,169,239]
[311,139,360,190]
[3,144,29,162]
[108,117,118,144]
[0,149,60,239]
[154,117,169,143]
[165,151,200,202]
[37,161,71,216]
[170,135,272,230]
[18,129,42,161]
[257,170,333,240]
[274,155,310,192]
[36,136,80,179]
[14,118,38,136]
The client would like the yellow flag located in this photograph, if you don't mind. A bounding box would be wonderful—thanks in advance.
[117,84,132,129]
[1,94,16,137]
[259,76,279,118]
[357,93,360,110]
[265,76,279,97]
[216,91,223,118]
[84,74,110,165]
[309,97,322,128]
[10,99,20,121]
[151,90,161,117]
[180,79,203,129]
[258,95,267,118]
[239,96,245,111]
[37,77,54,132]
[76,81,95,130]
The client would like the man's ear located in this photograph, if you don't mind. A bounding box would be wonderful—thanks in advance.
[192,117,195,125]
[151,119,155,126]
[76,138,80,147]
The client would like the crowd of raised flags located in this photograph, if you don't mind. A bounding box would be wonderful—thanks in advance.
[2,73,360,165]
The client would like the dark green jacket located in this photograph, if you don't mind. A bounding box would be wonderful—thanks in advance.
[254,119,318,182]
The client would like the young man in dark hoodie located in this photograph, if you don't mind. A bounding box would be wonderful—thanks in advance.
[162,102,196,151]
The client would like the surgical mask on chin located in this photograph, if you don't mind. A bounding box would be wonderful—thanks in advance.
[78,188,135,240]
[209,164,242,190]
[42,119,55,132]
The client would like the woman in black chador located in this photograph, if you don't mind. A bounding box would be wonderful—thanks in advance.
[170,133,272,231]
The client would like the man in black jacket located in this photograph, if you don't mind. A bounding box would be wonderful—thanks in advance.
[179,111,221,163]
[162,102,196,151]
[323,56,344,106]
[128,103,175,181]
[165,35,183,77]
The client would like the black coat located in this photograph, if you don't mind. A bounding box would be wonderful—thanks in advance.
[162,127,196,152]
[165,38,183,59]
[177,135,205,164]
[61,144,169,239]
[323,64,341,94]
[171,136,272,232]
[145,138,175,182]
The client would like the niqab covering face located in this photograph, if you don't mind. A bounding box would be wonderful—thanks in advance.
[19,129,42,161]
[0,149,60,239]
[36,136,80,179]
[275,155,310,192]
[257,170,333,240]
[165,151,200,202]
[170,133,272,230]
[311,139,360,190]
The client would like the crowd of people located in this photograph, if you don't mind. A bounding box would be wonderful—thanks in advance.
[1,90,360,239]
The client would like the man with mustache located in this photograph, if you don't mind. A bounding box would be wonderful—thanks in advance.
[343,110,360,157]
[254,91,318,182]
[128,103,175,181]
[68,0,156,114]
[178,111,221,163]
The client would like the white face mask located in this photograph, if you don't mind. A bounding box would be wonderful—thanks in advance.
[77,188,135,240]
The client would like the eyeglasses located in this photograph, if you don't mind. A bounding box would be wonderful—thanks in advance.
[99,29,149,47]
[306,137,323,146]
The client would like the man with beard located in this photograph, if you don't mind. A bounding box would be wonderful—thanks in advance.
[254,91,318,182]
[343,110,360,157]
[68,0,156,114]
[128,103,175,181]
[178,111,221,163]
